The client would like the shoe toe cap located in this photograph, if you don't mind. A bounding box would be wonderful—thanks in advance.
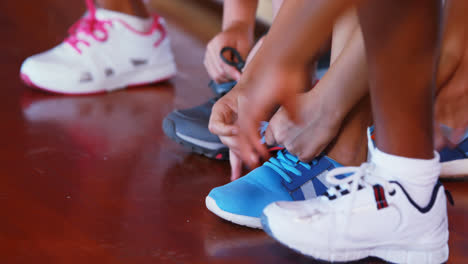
[208,170,292,218]
[208,183,266,218]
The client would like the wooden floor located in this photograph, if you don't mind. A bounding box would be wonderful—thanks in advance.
[0,1,467,263]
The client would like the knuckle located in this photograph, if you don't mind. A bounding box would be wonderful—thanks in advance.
[297,152,309,162]
[208,122,215,134]
[276,130,287,143]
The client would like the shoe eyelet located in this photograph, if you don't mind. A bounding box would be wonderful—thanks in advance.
[389,190,396,196]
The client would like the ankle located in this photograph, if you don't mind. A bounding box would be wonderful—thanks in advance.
[327,140,368,166]
[326,124,370,166]
[96,0,150,18]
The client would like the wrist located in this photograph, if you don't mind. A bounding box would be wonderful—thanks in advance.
[306,88,347,125]
[222,20,254,35]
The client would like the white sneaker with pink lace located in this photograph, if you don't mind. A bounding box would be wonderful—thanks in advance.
[20,0,176,95]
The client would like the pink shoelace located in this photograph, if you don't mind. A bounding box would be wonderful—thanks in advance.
[65,0,112,54]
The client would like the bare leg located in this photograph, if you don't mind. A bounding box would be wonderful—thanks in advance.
[436,0,468,142]
[358,0,441,159]
[324,9,372,166]
[95,0,150,18]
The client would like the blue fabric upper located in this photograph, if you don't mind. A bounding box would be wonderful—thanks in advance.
[440,136,468,162]
[208,150,342,217]
[209,80,237,96]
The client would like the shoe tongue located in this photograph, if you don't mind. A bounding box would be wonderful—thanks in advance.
[95,8,154,32]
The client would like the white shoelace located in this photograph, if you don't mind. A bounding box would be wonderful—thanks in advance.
[324,162,395,201]
[322,163,396,251]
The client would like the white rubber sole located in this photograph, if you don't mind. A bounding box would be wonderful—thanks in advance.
[205,196,262,229]
[22,61,177,95]
[288,244,449,264]
[106,61,177,92]
[441,158,468,179]
[176,132,226,151]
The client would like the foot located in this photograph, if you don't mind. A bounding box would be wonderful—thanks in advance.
[20,1,176,94]
[162,80,236,160]
[163,47,245,160]
[261,163,449,263]
[370,125,468,179]
[206,150,342,228]
[440,130,468,178]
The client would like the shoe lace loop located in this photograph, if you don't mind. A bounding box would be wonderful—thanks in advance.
[324,163,395,199]
[264,150,317,183]
[322,163,394,252]
[65,0,112,53]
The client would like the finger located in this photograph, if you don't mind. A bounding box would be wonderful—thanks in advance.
[204,49,218,79]
[207,54,230,83]
[208,45,232,83]
[219,136,241,154]
[220,63,242,81]
[229,150,243,181]
[209,106,238,136]
[206,45,230,83]
[211,42,241,81]
[248,124,270,160]
[204,55,220,82]
[238,132,261,169]
[208,120,238,136]
[239,115,269,168]
[242,102,272,164]
[298,142,327,162]
[264,126,276,146]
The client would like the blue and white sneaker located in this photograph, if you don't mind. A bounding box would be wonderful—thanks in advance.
[261,163,449,264]
[205,150,342,228]
[440,131,468,178]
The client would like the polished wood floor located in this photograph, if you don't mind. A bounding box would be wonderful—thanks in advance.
[1,1,467,263]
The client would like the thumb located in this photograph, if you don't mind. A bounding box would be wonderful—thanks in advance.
[209,103,238,136]
[264,126,276,146]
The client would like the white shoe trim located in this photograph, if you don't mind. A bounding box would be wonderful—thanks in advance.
[205,196,262,229]
[176,133,225,150]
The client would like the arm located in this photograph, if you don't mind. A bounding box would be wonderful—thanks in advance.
[265,23,369,162]
[222,0,258,32]
[235,0,362,168]
[204,0,259,83]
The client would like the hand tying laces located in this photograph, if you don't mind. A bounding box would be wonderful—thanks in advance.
[65,0,112,53]
[264,150,318,184]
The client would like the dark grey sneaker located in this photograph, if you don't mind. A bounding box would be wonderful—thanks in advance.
[163,81,236,160]
[163,47,244,160]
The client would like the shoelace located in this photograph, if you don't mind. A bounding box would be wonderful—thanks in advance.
[220,47,245,71]
[323,162,395,201]
[65,0,112,53]
[321,163,395,251]
[264,150,317,183]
